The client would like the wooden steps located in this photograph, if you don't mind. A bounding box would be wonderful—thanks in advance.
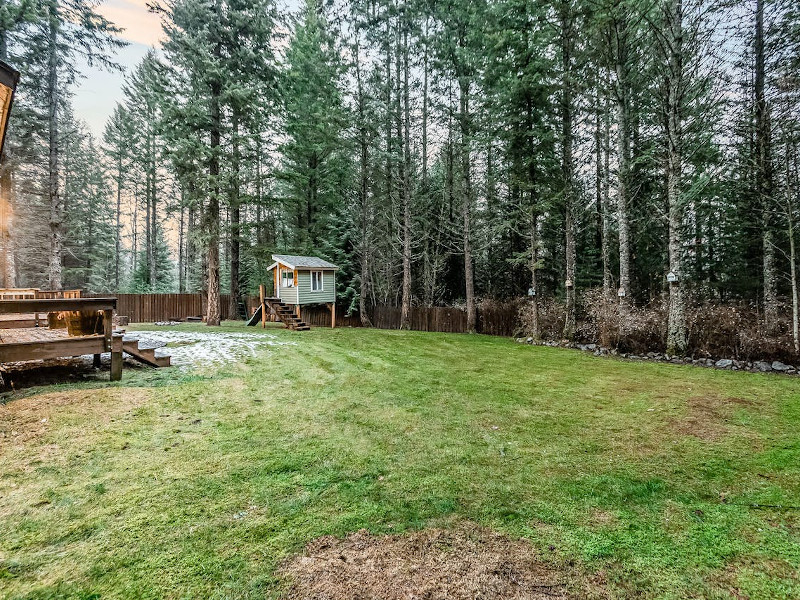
[263,298,310,331]
[122,337,171,367]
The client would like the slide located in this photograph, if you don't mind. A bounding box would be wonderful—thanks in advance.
[246,304,263,326]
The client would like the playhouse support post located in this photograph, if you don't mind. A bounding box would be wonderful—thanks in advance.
[329,302,335,328]
[259,284,266,328]
[296,304,301,319]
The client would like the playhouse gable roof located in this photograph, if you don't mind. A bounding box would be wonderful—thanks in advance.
[270,254,339,270]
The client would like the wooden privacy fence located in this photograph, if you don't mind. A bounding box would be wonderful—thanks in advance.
[369,303,520,336]
[85,293,522,337]
[302,304,363,328]
[86,293,259,323]
[86,293,203,322]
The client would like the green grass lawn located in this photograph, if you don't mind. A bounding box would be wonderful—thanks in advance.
[1,323,799,599]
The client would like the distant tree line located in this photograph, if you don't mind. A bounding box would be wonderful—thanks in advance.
[0,0,799,352]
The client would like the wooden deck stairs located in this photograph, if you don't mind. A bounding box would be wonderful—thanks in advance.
[263,297,310,331]
[122,336,171,367]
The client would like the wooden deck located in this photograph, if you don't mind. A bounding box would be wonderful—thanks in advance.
[0,297,122,381]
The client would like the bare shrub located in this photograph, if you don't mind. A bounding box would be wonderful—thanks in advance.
[516,297,566,339]
[516,288,800,362]
[686,301,799,362]
[581,289,666,354]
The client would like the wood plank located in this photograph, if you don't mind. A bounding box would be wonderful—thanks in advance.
[0,318,38,329]
[0,298,116,314]
[110,335,123,381]
[0,335,106,362]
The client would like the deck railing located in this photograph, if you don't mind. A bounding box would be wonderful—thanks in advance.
[0,289,82,300]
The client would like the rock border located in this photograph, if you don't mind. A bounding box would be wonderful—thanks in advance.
[515,338,797,375]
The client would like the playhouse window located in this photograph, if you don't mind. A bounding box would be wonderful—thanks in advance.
[281,270,294,287]
[311,271,323,292]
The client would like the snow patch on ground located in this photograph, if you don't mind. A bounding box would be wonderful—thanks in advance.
[124,330,294,368]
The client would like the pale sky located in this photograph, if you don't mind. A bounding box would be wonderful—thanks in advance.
[74,0,299,138]
[73,0,163,137]
[99,0,165,47]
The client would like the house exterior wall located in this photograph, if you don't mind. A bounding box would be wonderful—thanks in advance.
[278,284,298,304]
[296,270,336,305]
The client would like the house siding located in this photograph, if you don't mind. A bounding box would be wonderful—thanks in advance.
[278,285,298,305]
[297,270,336,305]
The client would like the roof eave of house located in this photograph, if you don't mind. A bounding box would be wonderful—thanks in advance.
[270,255,339,270]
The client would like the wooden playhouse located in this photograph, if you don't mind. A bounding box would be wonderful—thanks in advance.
[249,255,339,330]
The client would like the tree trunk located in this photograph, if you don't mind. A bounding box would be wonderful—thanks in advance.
[614,17,631,307]
[399,24,412,330]
[115,156,122,290]
[665,0,687,356]
[353,35,373,327]
[187,196,196,291]
[529,211,540,340]
[47,1,63,290]
[755,0,778,332]
[789,207,798,353]
[788,138,799,352]
[206,27,222,326]
[132,183,138,279]
[229,114,242,320]
[560,2,576,340]
[601,80,613,297]
[460,77,476,333]
[178,202,185,294]
[148,127,157,289]
[421,15,429,194]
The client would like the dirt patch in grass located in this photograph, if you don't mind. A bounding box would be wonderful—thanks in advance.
[669,395,754,441]
[0,388,149,447]
[279,524,602,599]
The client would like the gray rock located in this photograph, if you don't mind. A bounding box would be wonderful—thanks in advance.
[755,361,772,372]
[715,359,733,369]
[771,361,790,372]
[586,344,597,351]
[526,337,533,344]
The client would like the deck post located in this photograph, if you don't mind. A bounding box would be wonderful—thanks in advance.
[102,308,113,373]
[296,304,301,319]
[110,334,123,381]
[329,302,335,329]
[103,309,113,346]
